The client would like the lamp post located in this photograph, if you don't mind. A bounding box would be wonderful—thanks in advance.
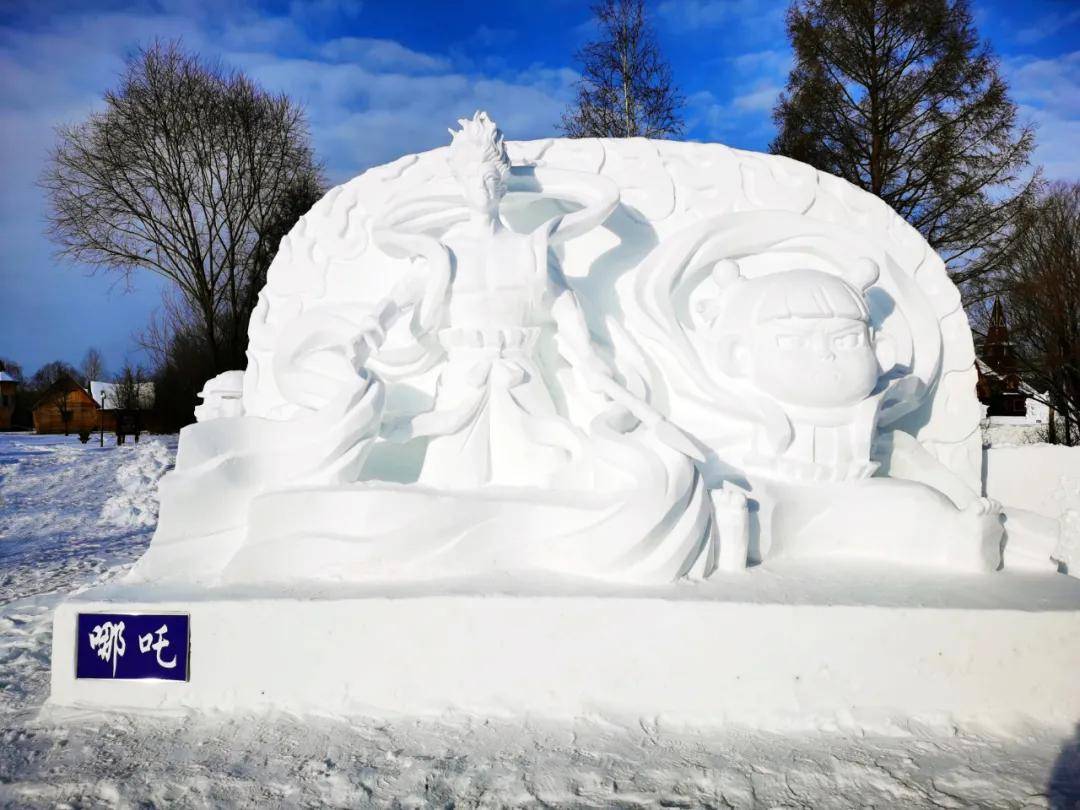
[99,390,107,447]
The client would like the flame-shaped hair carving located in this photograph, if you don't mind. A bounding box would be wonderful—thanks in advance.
[448,111,510,187]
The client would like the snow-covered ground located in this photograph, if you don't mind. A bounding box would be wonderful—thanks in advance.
[1,432,1078,808]
[0,434,173,721]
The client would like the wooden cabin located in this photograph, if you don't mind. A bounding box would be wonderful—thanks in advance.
[31,374,114,435]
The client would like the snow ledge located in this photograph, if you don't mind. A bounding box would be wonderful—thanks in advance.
[48,568,1080,733]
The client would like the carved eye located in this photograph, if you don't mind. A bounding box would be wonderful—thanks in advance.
[834,332,863,350]
[775,334,804,350]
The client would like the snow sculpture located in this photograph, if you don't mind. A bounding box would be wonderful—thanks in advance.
[192,371,244,422]
[129,112,1074,586]
[375,111,699,488]
[633,256,1001,571]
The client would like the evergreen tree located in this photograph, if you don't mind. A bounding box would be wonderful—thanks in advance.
[771,0,1037,288]
[562,0,684,139]
[974,182,1080,445]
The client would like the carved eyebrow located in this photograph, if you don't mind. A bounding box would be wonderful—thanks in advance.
[827,324,865,336]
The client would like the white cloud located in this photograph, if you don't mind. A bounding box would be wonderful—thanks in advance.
[1007,51,1080,118]
[1017,100,1080,182]
[1004,51,1080,180]
[657,0,787,34]
[316,37,451,72]
[0,1,576,372]
[731,48,792,77]
[682,45,789,147]
[1014,7,1080,45]
[229,53,575,180]
[289,0,363,23]
[732,83,783,112]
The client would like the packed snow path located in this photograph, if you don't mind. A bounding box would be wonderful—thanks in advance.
[1,433,1078,808]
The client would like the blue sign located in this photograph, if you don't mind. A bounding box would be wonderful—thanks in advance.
[75,613,189,681]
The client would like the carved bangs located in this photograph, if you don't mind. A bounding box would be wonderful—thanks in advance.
[752,270,869,324]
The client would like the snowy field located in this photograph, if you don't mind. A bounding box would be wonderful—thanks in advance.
[1,432,1078,808]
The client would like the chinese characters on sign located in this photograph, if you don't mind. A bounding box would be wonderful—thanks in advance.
[76,613,189,681]
[137,624,178,669]
[87,620,126,676]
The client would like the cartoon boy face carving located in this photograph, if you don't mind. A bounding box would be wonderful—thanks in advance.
[711,261,888,411]
[751,316,877,409]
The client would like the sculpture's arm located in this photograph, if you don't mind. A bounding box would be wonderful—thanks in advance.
[550,288,613,390]
[374,192,468,240]
[509,165,619,246]
[371,197,460,336]
[273,305,388,413]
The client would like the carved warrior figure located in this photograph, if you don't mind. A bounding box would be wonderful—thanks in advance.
[372,112,699,489]
[379,112,622,487]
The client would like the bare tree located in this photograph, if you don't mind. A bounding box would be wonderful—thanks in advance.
[561,0,685,139]
[43,41,324,372]
[113,363,153,443]
[972,182,1080,445]
[114,363,150,412]
[81,347,106,386]
[771,0,1038,292]
[29,360,79,392]
[54,390,73,436]
[135,287,193,372]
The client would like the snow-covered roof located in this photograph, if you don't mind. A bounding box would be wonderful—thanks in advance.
[0,371,15,383]
[90,380,155,409]
[975,357,998,378]
[975,359,1045,400]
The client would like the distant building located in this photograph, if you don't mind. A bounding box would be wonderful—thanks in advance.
[976,298,1056,446]
[31,375,104,435]
[0,368,16,430]
[976,298,1028,418]
[31,376,156,435]
[89,380,155,411]
[91,379,157,440]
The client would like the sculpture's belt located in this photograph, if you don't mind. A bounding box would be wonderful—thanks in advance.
[438,326,542,354]
[435,327,544,391]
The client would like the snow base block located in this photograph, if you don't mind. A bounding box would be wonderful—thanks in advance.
[49,568,1080,731]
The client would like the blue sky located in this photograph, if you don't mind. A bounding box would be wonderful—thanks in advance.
[1,0,1077,377]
